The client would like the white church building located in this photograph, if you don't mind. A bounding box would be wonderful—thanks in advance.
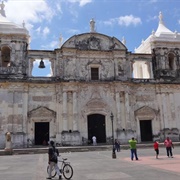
[0,2,180,148]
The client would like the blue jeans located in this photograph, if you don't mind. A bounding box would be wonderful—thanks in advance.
[130,149,138,160]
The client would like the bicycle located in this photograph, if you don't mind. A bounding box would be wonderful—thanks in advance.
[47,157,73,180]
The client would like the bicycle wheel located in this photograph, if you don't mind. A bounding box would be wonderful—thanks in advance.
[62,164,73,180]
[47,165,57,178]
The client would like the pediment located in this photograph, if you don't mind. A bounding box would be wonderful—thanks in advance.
[135,106,157,119]
[28,106,56,118]
[86,98,107,109]
[62,33,127,51]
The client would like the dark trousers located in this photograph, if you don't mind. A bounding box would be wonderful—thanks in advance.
[130,149,138,160]
[115,145,120,152]
[166,147,173,157]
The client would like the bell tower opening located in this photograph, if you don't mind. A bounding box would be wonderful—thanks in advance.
[168,53,175,70]
[1,46,10,67]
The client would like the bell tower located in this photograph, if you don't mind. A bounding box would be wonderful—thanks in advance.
[151,12,180,80]
[0,2,30,78]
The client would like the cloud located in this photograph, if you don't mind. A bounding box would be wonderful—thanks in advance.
[149,0,158,3]
[146,15,158,22]
[5,1,54,25]
[103,15,141,27]
[103,18,116,26]
[67,0,93,6]
[36,27,41,34]
[118,15,142,26]
[67,28,80,35]
[41,40,59,50]
[43,27,50,37]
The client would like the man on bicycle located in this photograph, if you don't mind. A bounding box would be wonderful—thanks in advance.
[47,140,62,179]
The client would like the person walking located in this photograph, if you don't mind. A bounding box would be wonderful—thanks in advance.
[128,137,138,161]
[115,139,120,152]
[164,137,174,158]
[47,140,62,179]
[153,140,159,159]
[92,136,97,146]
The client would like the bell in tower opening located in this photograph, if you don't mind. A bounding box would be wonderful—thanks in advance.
[38,58,45,68]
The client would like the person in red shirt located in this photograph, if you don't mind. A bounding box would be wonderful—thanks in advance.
[164,137,174,158]
[153,140,159,159]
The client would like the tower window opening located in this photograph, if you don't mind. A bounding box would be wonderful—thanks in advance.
[1,46,10,67]
[168,53,175,70]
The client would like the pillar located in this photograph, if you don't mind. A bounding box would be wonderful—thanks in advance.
[62,91,68,131]
[125,92,131,129]
[73,91,78,131]
[29,58,35,76]
[49,58,55,76]
[115,92,121,129]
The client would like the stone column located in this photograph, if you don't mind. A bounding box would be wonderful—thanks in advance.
[49,58,55,77]
[149,62,153,78]
[22,88,28,146]
[169,93,176,126]
[116,92,121,129]
[73,91,78,131]
[162,93,168,128]
[125,92,131,129]
[29,58,35,76]
[131,60,135,78]
[62,91,68,131]
[0,50,1,66]
[156,93,163,130]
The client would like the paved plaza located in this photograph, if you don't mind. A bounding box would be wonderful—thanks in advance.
[1,146,180,180]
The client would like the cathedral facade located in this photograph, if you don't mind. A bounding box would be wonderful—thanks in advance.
[0,3,180,148]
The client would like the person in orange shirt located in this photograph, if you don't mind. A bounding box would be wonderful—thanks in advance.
[164,137,174,158]
[153,140,159,159]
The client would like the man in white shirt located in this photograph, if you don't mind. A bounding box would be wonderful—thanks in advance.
[92,136,97,146]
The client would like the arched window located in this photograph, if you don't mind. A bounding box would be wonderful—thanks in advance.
[1,46,10,67]
[168,53,175,70]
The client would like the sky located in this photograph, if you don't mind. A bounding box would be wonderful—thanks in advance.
[2,0,180,76]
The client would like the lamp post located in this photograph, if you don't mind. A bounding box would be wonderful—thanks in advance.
[110,112,116,159]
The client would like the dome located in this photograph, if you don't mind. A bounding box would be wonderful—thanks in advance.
[0,2,29,36]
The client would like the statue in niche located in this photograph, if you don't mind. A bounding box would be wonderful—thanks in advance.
[118,63,123,75]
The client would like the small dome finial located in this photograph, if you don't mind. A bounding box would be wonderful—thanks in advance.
[151,30,155,36]
[59,34,63,47]
[159,11,164,24]
[22,20,25,28]
[122,36,126,45]
[90,18,96,33]
[0,1,6,17]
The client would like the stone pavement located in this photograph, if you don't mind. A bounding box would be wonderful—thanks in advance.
[1,147,180,180]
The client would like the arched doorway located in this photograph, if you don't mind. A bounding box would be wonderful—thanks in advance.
[87,114,106,144]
